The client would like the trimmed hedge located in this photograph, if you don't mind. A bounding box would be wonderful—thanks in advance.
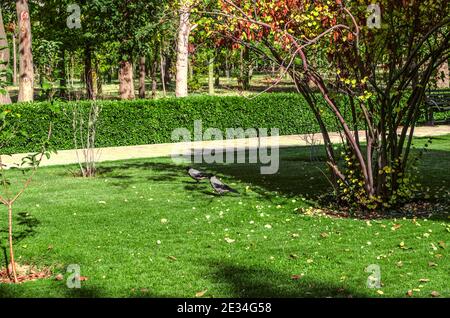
[1,94,340,154]
[1,93,446,154]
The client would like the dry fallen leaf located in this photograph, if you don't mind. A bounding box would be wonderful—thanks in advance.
[79,276,88,281]
[291,274,303,280]
[431,291,440,297]
[406,290,413,297]
[419,278,430,283]
[376,290,384,295]
[195,289,208,297]
[224,237,235,244]
[55,274,64,281]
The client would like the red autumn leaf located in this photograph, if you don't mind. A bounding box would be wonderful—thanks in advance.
[347,32,354,42]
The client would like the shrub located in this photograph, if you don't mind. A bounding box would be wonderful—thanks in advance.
[0,93,441,154]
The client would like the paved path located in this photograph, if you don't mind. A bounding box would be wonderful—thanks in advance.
[2,125,449,168]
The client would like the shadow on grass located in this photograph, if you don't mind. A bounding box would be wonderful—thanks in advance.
[99,147,331,199]
[0,282,107,298]
[0,211,41,268]
[95,144,448,219]
[0,211,40,244]
[206,261,369,298]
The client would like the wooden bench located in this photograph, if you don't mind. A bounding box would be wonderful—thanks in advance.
[425,89,450,125]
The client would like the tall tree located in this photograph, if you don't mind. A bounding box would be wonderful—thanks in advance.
[96,0,166,100]
[16,0,34,102]
[217,0,450,211]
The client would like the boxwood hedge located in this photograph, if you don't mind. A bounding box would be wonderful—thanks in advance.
[0,93,442,154]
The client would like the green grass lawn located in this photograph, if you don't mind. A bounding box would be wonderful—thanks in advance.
[0,135,449,298]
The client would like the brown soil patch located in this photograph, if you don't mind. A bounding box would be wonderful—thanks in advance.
[0,263,52,284]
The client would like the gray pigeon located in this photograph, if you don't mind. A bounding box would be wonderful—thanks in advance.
[187,167,211,182]
[209,176,238,195]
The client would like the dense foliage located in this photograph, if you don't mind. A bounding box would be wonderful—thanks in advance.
[215,0,450,210]
[0,94,340,153]
[1,93,444,155]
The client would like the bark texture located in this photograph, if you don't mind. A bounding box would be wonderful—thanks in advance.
[139,56,146,99]
[119,60,135,100]
[175,2,191,97]
[16,0,34,102]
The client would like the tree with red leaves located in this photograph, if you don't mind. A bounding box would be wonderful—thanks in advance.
[212,0,449,211]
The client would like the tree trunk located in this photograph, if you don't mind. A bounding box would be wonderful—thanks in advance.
[163,54,172,86]
[59,49,67,98]
[175,2,191,97]
[188,57,194,80]
[240,46,250,90]
[151,60,157,99]
[107,70,112,84]
[84,44,95,100]
[70,53,75,88]
[16,0,34,102]
[160,50,166,97]
[215,68,220,87]
[12,30,17,86]
[208,56,215,95]
[0,8,12,104]
[7,203,18,283]
[225,55,230,85]
[95,60,102,96]
[139,56,146,99]
[436,61,449,88]
[92,67,98,98]
[119,59,135,100]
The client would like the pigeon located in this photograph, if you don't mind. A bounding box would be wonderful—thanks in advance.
[209,176,238,195]
[187,167,211,182]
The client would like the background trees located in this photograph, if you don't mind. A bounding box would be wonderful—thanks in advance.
[1,0,289,101]
[98,0,161,100]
